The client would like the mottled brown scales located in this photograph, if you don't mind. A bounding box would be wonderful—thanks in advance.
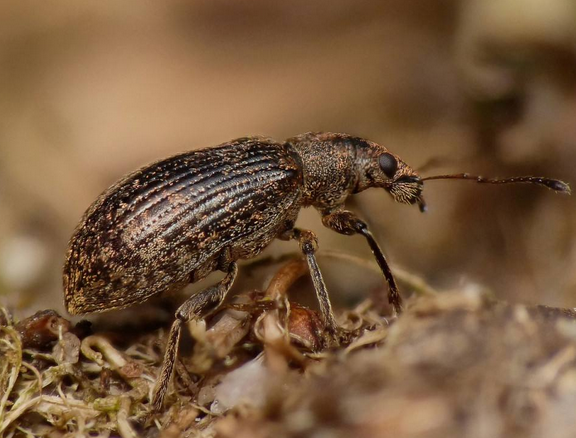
[64,138,302,314]
[62,131,569,411]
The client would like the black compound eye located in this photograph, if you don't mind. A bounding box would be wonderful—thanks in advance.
[379,153,397,178]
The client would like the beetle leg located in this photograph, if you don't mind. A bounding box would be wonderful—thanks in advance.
[322,210,403,315]
[151,262,238,412]
[280,228,339,335]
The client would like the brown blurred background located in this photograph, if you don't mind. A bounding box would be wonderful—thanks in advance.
[1,0,575,318]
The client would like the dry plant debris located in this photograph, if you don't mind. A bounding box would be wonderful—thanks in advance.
[2,260,576,438]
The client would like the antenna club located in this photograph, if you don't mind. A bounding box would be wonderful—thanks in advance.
[551,180,571,194]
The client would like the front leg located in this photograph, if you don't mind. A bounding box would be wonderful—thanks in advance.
[322,210,403,315]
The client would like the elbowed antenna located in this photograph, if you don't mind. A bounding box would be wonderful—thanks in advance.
[421,173,571,195]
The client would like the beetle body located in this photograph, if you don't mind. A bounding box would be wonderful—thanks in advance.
[64,132,419,315]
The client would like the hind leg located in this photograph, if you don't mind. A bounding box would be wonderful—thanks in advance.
[151,262,238,411]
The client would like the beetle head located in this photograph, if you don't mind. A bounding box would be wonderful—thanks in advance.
[351,138,426,211]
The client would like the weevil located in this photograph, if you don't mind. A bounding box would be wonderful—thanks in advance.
[63,132,570,410]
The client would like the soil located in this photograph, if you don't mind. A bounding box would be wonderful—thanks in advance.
[2,259,576,438]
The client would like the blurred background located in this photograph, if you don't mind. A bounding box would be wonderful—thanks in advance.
[1,0,575,318]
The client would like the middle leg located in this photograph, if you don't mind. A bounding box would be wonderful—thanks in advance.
[280,228,340,336]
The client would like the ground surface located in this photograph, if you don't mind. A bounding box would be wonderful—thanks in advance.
[2,259,576,438]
